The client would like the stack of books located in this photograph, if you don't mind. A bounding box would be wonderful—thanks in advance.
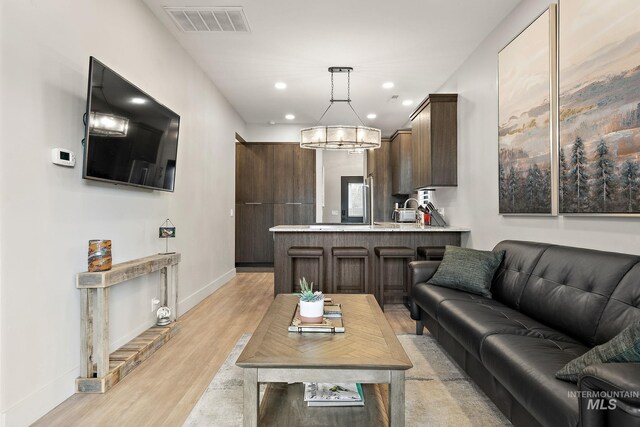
[288,303,345,333]
[323,304,342,318]
[303,383,365,407]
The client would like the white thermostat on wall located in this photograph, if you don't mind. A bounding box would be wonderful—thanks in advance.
[51,148,76,167]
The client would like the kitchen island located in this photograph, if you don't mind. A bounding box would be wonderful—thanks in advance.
[270,223,469,303]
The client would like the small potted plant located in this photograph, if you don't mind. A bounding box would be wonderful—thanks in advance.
[297,277,324,323]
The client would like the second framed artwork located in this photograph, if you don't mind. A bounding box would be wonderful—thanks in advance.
[498,5,558,215]
[559,0,640,215]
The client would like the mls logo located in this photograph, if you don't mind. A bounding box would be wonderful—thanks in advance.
[587,399,617,411]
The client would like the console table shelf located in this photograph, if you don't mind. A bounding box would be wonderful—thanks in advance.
[76,253,181,393]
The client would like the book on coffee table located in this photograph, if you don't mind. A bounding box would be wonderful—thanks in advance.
[288,304,345,333]
[303,383,364,407]
[323,304,342,318]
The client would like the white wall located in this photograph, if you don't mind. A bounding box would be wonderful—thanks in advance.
[0,1,245,425]
[243,123,308,142]
[433,0,640,254]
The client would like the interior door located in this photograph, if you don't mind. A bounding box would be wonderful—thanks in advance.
[340,176,365,223]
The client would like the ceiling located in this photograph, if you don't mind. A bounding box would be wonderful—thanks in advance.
[143,0,521,137]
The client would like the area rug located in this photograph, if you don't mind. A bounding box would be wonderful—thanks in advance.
[183,333,510,426]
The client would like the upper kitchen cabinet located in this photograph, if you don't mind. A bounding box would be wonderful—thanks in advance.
[410,94,458,189]
[390,129,412,196]
[236,143,274,203]
[273,144,315,204]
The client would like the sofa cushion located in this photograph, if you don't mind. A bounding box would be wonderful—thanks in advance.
[518,245,639,347]
[595,262,640,344]
[428,245,505,297]
[490,240,552,309]
[557,320,640,383]
[438,298,582,361]
[411,283,486,320]
[481,334,587,427]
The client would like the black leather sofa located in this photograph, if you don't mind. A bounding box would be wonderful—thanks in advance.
[409,240,640,427]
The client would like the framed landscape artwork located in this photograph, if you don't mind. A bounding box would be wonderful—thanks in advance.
[559,0,640,215]
[498,6,557,215]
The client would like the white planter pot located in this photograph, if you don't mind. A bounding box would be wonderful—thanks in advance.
[299,298,324,323]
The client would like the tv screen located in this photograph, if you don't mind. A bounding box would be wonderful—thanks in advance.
[83,57,180,191]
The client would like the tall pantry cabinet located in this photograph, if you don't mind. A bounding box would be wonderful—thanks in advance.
[235,143,315,265]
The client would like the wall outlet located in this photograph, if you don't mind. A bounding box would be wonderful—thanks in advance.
[437,208,445,218]
[331,210,339,216]
[151,298,160,312]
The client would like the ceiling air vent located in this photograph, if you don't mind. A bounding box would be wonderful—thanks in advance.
[164,7,250,33]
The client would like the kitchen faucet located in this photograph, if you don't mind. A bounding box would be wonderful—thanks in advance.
[403,198,420,209]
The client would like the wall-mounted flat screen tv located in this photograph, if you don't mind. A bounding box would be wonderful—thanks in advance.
[83,57,180,191]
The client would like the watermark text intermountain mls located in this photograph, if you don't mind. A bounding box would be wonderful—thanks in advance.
[568,391,640,410]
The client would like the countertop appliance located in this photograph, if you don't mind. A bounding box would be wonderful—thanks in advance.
[392,208,417,223]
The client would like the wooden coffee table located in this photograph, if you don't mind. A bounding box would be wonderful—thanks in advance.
[236,294,412,427]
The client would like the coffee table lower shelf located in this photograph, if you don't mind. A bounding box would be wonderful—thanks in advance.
[259,383,389,427]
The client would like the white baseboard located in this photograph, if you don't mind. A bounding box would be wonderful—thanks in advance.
[0,268,236,427]
[1,365,77,427]
[178,268,236,316]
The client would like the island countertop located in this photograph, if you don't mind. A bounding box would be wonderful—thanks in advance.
[270,223,470,233]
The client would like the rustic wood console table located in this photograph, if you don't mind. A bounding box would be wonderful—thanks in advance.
[76,253,181,393]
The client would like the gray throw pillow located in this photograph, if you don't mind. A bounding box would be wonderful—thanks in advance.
[427,245,505,298]
[556,320,640,383]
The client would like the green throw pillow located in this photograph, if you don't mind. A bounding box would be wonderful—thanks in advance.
[556,320,640,383]
[427,245,505,298]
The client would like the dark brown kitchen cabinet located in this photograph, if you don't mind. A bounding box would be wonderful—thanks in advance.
[236,144,274,203]
[273,203,315,226]
[235,203,274,264]
[236,143,316,266]
[273,144,315,204]
[367,138,394,222]
[410,94,457,189]
[293,147,315,203]
[390,129,412,196]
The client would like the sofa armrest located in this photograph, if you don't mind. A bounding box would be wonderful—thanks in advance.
[578,363,640,427]
[408,261,440,321]
[408,260,440,285]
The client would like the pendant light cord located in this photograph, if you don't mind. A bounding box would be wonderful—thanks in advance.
[314,68,366,127]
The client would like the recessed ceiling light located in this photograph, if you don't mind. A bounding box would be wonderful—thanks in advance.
[131,97,146,104]
[285,114,295,120]
[382,82,394,89]
[274,82,287,90]
[269,120,276,125]
[402,99,414,106]
[366,113,377,119]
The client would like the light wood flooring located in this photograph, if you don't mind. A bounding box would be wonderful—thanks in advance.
[35,272,414,426]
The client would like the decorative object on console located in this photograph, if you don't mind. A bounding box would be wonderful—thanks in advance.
[159,218,176,254]
[559,0,640,215]
[556,320,640,383]
[428,245,505,298]
[296,277,324,323]
[300,67,381,150]
[156,306,172,326]
[498,5,557,215]
[88,239,112,272]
